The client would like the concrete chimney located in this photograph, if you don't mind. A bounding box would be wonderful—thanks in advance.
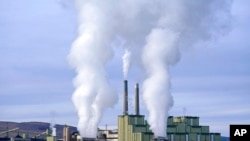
[123,80,128,115]
[63,125,70,141]
[135,83,139,115]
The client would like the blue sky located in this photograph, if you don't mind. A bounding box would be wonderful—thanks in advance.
[0,0,250,137]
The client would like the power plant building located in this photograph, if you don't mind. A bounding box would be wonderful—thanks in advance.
[118,115,221,141]
[118,115,153,141]
[167,116,220,141]
[118,80,221,141]
[118,81,154,141]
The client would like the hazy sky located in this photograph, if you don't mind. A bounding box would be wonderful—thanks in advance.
[0,0,250,137]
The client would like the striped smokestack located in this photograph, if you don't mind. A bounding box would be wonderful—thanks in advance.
[135,83,140,115]
[123,80,128,115]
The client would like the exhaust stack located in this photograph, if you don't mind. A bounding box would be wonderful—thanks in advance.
[135,83,140,115]
[123,80,128,115]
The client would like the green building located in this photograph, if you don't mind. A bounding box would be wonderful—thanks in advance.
[118,115,221,141]
[118,115,154,141]
[167,116,220,141]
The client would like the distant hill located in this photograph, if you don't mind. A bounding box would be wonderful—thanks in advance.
[0,121,77,139]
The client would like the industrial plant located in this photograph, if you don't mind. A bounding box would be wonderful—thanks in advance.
[0,80,221,141]
[117,80,221,141]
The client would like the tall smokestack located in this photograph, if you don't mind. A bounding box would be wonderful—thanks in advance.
[123,80,128,115]
[135,83,140,115]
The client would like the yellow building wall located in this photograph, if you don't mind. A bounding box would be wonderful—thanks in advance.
[118,115,152,141]
[47,136,56,141]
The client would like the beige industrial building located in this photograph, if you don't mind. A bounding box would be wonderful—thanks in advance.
[118,115,153,141]
[117,80,221,141]
[118,115,221,141]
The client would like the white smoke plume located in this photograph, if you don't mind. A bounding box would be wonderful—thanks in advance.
[122,48,131,79]
[142,0,232,137]
[69,0,232,138]
[68,1,118,138]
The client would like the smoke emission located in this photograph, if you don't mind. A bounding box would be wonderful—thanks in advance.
[50,111,56,136]
[69,0,232,138]
[122,49,131,78]
[68,1,118,137]
[141,0,232,137]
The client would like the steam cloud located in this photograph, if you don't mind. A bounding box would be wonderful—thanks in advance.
[68,1,118,137]
[122,49,131,79]
[50,111,56,136]
[69,0,232,138]
[141,0,232,137]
